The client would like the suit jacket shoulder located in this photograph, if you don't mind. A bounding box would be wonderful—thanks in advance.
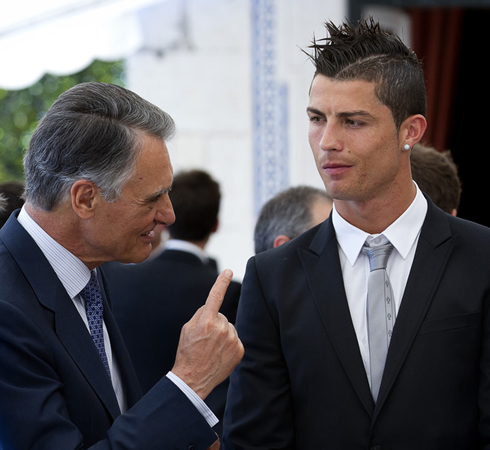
[0,214,218,450]
[224,202,490,449]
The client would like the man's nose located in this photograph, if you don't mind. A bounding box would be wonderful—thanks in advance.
[319,121,343,152]
[155,195,175,226]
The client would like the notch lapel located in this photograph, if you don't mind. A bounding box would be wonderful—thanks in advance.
[99,270,142,408]
[54,286,122,420]
[374,202,455,415]
[299,219,375,415]
[3,216,121,420]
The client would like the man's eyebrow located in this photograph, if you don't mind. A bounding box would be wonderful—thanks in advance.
[144,186,171,203]
[337,110,374,119]
[306,107,374,120]
[306,107,325,116]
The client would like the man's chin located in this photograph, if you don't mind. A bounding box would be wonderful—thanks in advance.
[117,247,152,265]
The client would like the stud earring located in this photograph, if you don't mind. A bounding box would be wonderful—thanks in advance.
[403,144,411,151]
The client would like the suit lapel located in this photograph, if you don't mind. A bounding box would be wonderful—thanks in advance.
[298,203,456,418]
[299,218,375,415]
[2,216,121,420]
[374,202,455,415]
[99,270,142,408]
[54,287,122,420]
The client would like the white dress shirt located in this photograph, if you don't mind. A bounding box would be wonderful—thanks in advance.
[17,207,218,427]
[331,183,428,384]
[164,239,210,263]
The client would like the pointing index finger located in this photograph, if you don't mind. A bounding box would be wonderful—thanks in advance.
[202,269,233,318]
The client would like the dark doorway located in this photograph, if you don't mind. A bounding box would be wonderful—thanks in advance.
[448,9,490,226]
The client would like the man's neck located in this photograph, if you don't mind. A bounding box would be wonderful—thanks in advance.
[333,181,417,235]
[24,202,95,268]
[168,236,209,250]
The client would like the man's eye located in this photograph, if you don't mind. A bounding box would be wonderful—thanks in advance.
[346,119,363,127]
[146,196,161,205]
[309,116,323,123]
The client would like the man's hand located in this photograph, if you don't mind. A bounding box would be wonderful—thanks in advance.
[171,269,244,400]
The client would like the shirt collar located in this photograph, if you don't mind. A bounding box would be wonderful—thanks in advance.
[332,182,428,266]
[164,239,209,264]
[17,206,92,299]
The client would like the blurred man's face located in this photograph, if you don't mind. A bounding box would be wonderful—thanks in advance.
[310,197,332,226]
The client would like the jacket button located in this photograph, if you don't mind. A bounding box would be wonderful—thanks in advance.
[187,446,196,450]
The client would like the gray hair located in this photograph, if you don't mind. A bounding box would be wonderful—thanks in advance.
[24,82,175,211]
[0,194,6,214]
[254,185,332,254]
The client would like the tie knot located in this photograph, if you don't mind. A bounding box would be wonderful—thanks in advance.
[80,270,102,306]
[362,238,394,271]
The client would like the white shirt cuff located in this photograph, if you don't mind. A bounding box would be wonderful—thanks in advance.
[166,371,219,428]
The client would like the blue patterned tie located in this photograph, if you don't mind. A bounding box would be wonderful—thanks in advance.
[80,270,111,380]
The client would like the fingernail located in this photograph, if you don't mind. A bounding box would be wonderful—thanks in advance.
[222,269,233,278]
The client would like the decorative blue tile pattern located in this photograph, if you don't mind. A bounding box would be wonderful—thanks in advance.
[252,0,289,216]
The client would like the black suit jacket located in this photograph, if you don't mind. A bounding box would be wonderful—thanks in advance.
[104,248,241,436]
[224,199,490,449]
[0,213,218,449]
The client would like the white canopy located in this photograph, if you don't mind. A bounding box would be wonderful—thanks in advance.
[0,0,167,90]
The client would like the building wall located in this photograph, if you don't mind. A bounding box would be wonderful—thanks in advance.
[127,0,346,280]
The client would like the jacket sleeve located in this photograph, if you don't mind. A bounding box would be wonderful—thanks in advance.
[0,298,217,450]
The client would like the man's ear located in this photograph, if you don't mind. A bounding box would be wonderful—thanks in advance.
[71,180,98,219]
[401,114,427,149]
[273,235,291,248]
[211,218,219,234]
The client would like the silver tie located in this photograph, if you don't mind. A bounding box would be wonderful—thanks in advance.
[362,236,395,402]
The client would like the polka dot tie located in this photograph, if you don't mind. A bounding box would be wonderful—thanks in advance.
[80,270,111,380]
[362,236,395,402]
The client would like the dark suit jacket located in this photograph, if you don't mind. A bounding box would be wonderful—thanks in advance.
[103,248,241,436]
[0,213,218,450]
[223,199,490,449]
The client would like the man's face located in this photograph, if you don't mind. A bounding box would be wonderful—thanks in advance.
[307,75,406,206]
[86,134,175,266]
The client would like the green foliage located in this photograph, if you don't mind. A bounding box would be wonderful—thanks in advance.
[0,60,125,183]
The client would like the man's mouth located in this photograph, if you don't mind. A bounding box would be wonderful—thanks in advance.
[322,162,352,175]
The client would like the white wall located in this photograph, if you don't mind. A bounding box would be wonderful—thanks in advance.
[127,0,346,280]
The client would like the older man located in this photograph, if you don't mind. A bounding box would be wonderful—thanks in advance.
[0,82,243,449]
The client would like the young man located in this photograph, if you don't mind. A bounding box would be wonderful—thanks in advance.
[224,19,490,449]
[0,82,243,449]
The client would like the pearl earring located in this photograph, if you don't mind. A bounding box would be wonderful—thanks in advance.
[403,144,411,151]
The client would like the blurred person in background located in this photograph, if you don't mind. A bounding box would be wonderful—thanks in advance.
[410,143,461,216]
[254,185,332,254]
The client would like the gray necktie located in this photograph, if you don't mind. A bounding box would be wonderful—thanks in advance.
[362,236,395,402]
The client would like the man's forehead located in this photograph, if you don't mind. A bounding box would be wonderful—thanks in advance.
[308,76,384,114]
[123,138,173,196]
